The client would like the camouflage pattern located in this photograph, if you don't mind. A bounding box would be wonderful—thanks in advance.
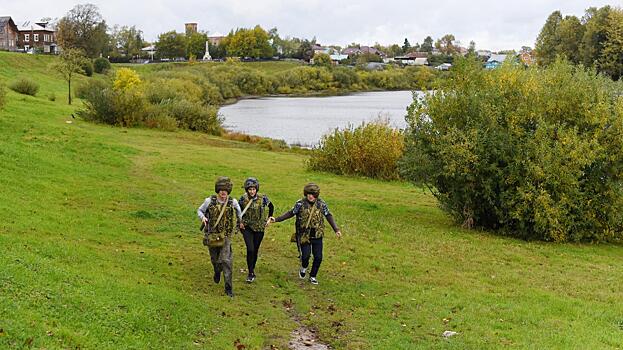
[240,193,269,232]
[298,199,325,239]
[215,176,233,194]
[209,236,233,291]
[204,195,236,247]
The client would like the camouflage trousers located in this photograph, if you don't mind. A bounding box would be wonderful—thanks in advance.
[208,236,233,291]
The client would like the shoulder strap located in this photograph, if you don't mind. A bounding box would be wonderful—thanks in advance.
[213,198,229,228]
[304,202,318,229]
[241,197,254,217]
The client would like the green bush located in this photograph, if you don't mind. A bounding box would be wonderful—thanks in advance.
[81,61,94,77]
[9,78,39,96]
[47,92,56,102]
[400,58,623,242]
[75,78,110,100]
[77,81,147,127]
[144,108,178,131]
[308,119,404,180]
[163,99,222,135]
[93,57,111,74]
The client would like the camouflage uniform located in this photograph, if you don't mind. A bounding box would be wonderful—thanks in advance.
[274,183,340,281]
[197,177,241,296]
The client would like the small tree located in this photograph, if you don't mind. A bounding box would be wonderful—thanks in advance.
[52,48,87,105]
[313,52,332,67]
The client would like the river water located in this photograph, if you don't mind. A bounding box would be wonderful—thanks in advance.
[219,90,415,147]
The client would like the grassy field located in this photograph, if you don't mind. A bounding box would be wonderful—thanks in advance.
[0,51,622,349]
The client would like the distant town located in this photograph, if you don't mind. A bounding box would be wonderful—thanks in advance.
[0,7,535,72]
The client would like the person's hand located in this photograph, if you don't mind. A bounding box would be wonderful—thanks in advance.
[202,217,208,225]
[239,222,245,230]
[335,230,342,239]
[266,217,275,226]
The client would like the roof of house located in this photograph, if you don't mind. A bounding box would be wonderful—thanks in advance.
[0,16,17,29]
[330,54,348,61]
[405,51,428,58]
[17,21,55,32]
[487,54,507,63]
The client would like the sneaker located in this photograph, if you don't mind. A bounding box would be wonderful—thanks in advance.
[299,267,307,279]
[309,277,318,285]
[213,271,221,284]
[246,273,256,283]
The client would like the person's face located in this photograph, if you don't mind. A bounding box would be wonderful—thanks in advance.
[218,190,228,200]
[306,193,317,202]
[247,187,257,197]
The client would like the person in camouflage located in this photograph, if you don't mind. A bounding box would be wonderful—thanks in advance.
[238,177,274,283]
[268,183,341,285]
[197,176,243,297]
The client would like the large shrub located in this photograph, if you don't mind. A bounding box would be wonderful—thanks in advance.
[400,58,623,242]
[93,57,111,74]
[9,78,39,96]
[308,119,404,180]
[81,60,94,77]
[163,99,222,135]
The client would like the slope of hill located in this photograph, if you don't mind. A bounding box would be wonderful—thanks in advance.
[0,52,622,349]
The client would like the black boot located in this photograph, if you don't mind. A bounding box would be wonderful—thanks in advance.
[213,270,221,284]
[225,286,234,297]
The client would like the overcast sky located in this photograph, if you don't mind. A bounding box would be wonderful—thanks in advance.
[1,1,619,51]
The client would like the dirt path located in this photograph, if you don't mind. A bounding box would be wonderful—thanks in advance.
[288,326,330,350]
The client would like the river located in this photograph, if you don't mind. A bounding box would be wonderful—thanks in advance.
[219,90,416,147]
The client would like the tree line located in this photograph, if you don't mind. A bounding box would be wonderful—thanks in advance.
[535,5,623,80]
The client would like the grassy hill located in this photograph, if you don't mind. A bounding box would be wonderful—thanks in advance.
[0,51,622,349]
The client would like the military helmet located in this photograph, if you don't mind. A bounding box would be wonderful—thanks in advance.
[215,176,233,194]
[303,183,320,197]
[244,177,260,192]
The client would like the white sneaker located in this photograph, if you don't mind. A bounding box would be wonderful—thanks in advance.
[309,277,318,285]
[299,267,306,279]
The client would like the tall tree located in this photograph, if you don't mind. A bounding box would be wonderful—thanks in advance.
[556,15,584,64]
[186,32,208,59]
[51,48,87,105]
[56,4,109,58]
[298,40,314,62]
[421,36,434,52]
[435,34,457,55]
[535,11,563,66]
[155,31,186,58]
[580,6,611,68]
[226,25,273,59]
[109,25,144,57]
[598,8,623,80]
[402,38,411,52]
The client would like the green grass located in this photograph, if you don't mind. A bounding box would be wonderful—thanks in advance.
[1,51,622,349]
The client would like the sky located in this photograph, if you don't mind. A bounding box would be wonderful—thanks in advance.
[1,0,620,51]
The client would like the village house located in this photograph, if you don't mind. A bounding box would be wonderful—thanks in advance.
[519,51,535,66]
[342,46,386,58]
[485,54,508,69]
[17,21,57,54]
[0,16,19,51]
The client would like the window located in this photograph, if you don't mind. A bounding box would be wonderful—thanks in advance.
[24,34,29,42]
[43,34,48,42]
[34,34,39,42]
